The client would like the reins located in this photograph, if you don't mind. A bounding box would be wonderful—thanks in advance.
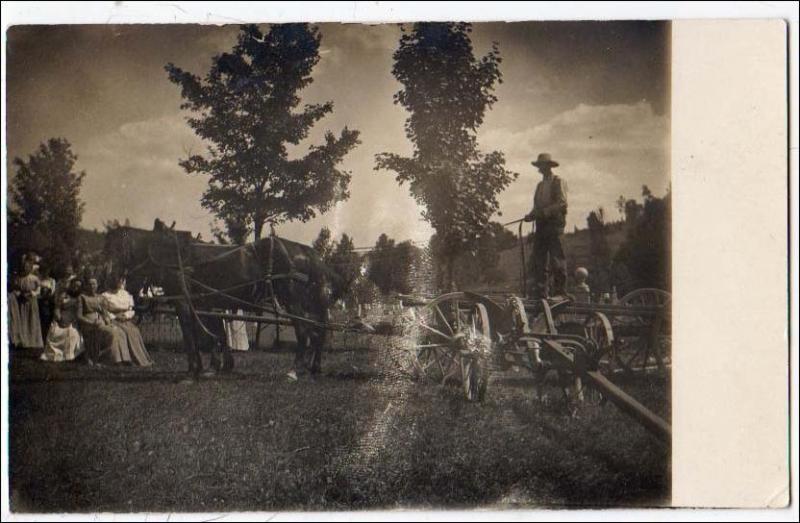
[130,229,336,332]
[173,231,221,341]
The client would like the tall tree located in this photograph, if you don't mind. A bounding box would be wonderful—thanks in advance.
[9,138,85,270]
[311,226,334,262]
[587,208,612,292]
[329,233,361,286]
[366,233,416,295]
[613,188,671,293]
[366,233,396,294]
[166,24,360,240]
[211,216,249,245]
[374,23,517,290]
[436,221,518,289]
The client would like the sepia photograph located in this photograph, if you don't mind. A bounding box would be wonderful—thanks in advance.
[3,4,790,516]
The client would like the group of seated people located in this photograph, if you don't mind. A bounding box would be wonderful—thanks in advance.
[8,254,153,367]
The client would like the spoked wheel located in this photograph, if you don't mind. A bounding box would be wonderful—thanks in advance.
[460,303,492,401]
[580,312,614,405]
[619,288,671,308]
[405,293,496,401]
[614,290,671,375]
[584,312,614,365]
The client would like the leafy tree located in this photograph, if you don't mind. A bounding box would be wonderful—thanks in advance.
[210,216,249,245]
[433,221,517,289]
[166,24,360,241]
[311,226,334,263]
[329,233,362,296]
[616,195,627,219]
[366,234,416,295]
[586,208,612,292]
[612,188,671,293]
[374,23,517,290]
[366,233,396,294]
[392,241,417,294]
[8,138,85,271]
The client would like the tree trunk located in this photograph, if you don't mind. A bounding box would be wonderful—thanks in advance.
[253,219,264,241]
[444,255,457,292]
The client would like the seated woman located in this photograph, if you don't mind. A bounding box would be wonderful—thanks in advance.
[102,274,154,367]
[77,278,130,366]
[40,279,84,362]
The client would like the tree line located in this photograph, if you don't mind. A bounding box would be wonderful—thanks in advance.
[8,22,669,298]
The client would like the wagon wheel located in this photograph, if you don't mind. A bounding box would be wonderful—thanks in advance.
[403,293,495,400]
[585,312,614,363]
[506,295,536,371]
[461,303,492,402]
[580,312,614,405]
[615,291,671,375]
[619,288,671,308]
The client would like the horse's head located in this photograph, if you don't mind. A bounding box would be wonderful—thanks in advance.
[104,224,163,293]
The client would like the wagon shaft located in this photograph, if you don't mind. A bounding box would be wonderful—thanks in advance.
[541,339,671,444]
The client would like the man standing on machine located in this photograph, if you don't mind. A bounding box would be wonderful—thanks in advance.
[524,153,568,299]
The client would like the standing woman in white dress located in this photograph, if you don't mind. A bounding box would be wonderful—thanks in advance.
[16,261,44,350]
[102,274,154,367]
[224,310,250,351]
[40,279,84,362]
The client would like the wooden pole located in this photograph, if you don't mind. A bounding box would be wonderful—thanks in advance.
[194,310,294,327]
[541,339,671,444]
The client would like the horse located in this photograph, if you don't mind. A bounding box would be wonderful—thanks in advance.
[103,220,346,380]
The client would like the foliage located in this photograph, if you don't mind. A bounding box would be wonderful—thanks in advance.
[166,24,360,240]
[330,234,362,285]
[366,233,417,295]
[612,187,671,294]
[211,217,249,245]
[374,22,516,290]
[8,138,86,273]
[586,208,612,292]
[432,221,518,289]
[311,226,335,263]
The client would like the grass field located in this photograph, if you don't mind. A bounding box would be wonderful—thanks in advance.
[8,342,670,512]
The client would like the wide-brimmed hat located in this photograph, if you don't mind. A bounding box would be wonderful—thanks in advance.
[531,153,559,168]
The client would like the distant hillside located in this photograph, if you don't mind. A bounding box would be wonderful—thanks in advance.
[466,221,629,294]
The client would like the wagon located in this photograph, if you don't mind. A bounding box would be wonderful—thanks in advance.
[385,289,671,443]
[362,218,672,443]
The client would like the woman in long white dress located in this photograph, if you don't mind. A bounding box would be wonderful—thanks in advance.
[16,261,43,350]
[102,275,154,367]
[40,279,84,362]
[224,309,250,351]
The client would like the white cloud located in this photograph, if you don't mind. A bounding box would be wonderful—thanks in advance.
[77,112,431,247]
[79,114,213,235]
[74,101,666,248]
[481,101,669,230]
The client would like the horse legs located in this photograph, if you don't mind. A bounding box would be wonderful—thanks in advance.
[220,341,235,372]
[176,304,202,380]
[205,317,228,374]
[218,317,234,373]
[291,322,326,376]
[307,327,326,375]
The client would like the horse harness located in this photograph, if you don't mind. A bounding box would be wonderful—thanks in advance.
[133,231,319,332]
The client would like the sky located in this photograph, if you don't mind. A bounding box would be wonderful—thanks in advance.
[6,21,669,247]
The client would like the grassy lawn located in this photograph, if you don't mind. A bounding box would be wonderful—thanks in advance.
[8,342,670,512]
